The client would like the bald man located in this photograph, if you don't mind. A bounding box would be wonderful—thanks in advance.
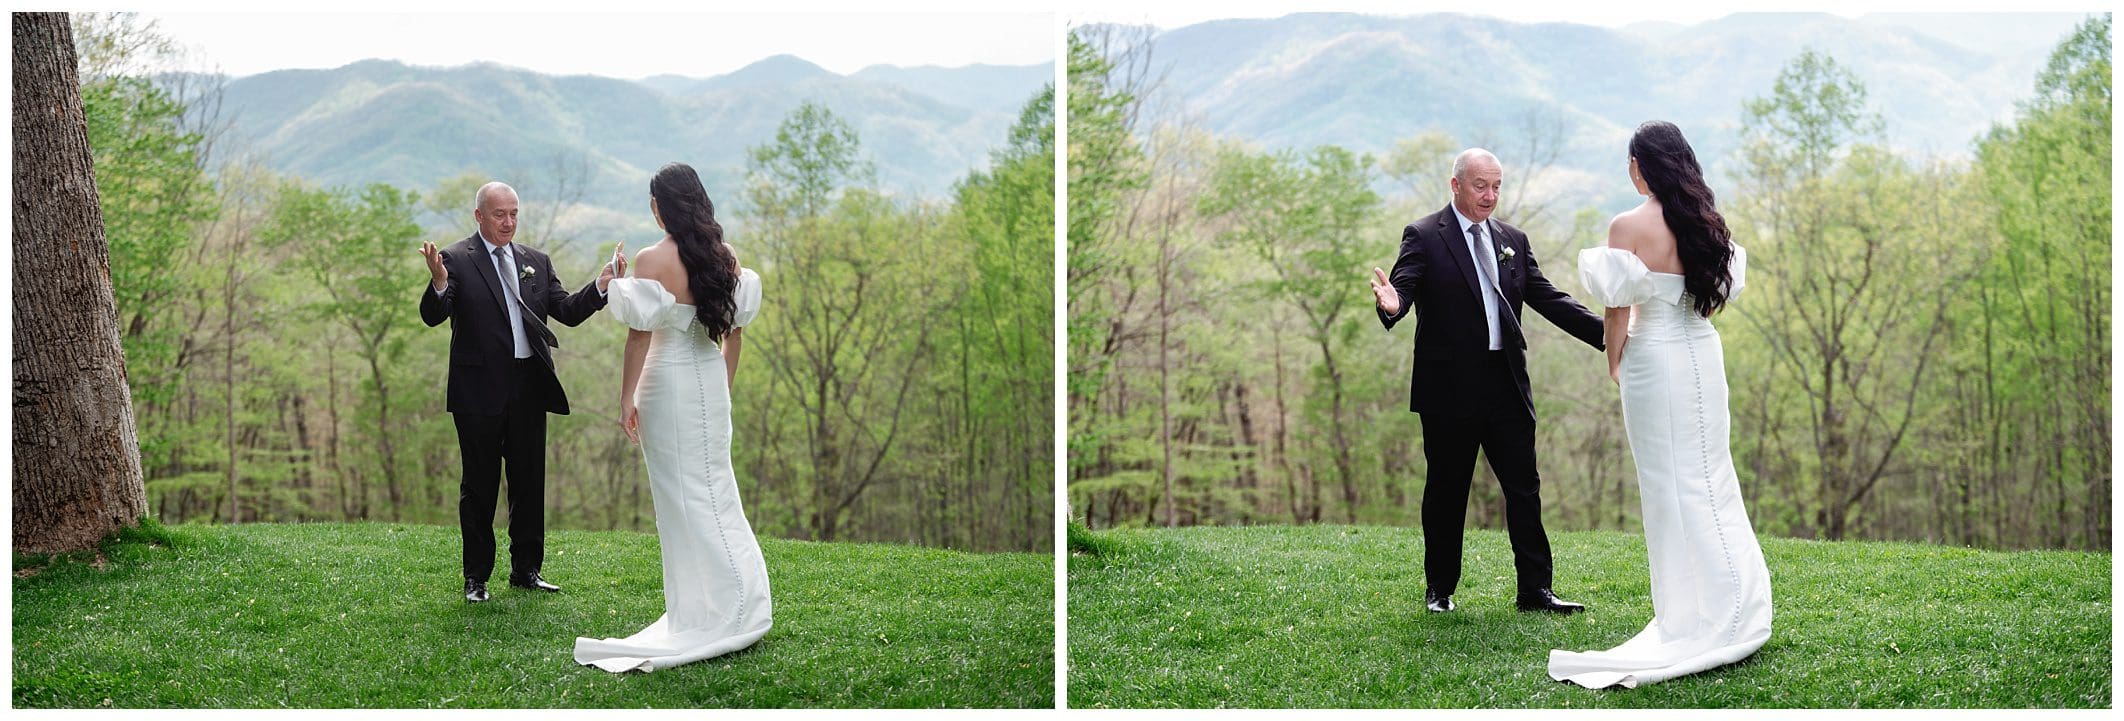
[419,181,621,602]
[1369,149,1604,615]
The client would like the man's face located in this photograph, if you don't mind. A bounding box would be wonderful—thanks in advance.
[1450,159,1502,223]
[475,190,520,246]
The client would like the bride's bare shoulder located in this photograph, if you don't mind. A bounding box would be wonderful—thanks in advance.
[1606,203,1658,249]
[633,239,679,268]
[627,240,693,302]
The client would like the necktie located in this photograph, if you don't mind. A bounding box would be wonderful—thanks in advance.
[1469,223,1501,298]
[1469,223,1519,348]
[494,247,532,358]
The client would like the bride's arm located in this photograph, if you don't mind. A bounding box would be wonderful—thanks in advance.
[723,327,743,387]
[1605,306,1629,383]
[620,329,650,443]
[1603,213,1640,384]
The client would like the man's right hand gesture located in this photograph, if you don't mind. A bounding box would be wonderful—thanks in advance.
[1370,267,1401,316]
[420,241,448,291]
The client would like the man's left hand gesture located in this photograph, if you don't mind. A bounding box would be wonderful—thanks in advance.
[598,241,627,292]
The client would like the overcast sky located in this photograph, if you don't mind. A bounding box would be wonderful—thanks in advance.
[101,0,2099,79]
[141,10,1055,79]
[1065,0,2092,30]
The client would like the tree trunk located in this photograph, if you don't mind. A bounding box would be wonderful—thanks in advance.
[365,351,400,511]
[1233,380,1259,525]
[1272,325,1302,523]
[12,12,149,553]
[1317,332,1358,524]
[812,372,835,541]
[1158,232,1174,527]
[224,255,239,524]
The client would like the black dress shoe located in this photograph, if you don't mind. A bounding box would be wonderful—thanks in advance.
[509,572,561,592]
[464,579,490,603]
[1516,588,1586,614]
[1425,590,1456,613]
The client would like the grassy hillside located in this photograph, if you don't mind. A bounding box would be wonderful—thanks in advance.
[15,522,1053,708]
[1067,524,2108,708]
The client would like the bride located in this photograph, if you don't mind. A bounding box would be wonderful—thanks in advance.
[1550,121,1772,689]
[574,162,772,673]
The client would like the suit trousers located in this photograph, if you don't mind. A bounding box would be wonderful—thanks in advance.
[453,358,551,581]
[1418,351,1553,597]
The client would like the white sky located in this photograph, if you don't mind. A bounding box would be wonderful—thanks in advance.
[1067,0,2104,30]
[127,6,1055,79]
[81,0,2103,79]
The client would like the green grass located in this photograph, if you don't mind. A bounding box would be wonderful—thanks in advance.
[1067,524,2109,708]
[14,522,1053,708]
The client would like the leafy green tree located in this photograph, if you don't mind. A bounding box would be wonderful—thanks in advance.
[259,183,425,513]
[1065,29,1151,492]
[940,87,1057,549]
[747,101,873,221]
[1378,130,1457,205]
[1200,144,1382,523]
[1966,14,2111,547]
[1732,51,1978,540]
[76,28,217,470]
[742,102,938,542]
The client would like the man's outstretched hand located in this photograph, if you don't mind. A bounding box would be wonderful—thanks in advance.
[1370,266,1401,316]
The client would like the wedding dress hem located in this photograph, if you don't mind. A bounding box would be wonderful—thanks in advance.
[572,273,772,674]
[1547,247,1772,689]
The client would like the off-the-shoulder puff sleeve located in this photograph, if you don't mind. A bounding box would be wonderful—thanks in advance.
[1578,246,1658,308]
[732,268,762,329]
[607,277,680,331]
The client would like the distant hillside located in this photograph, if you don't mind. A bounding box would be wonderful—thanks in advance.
[196,55,1052,248]
[852,62,1057,119]
[1092,11,2091,212]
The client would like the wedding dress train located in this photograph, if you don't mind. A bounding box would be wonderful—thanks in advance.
[574,270,772,673]
[1547,247,1772,689]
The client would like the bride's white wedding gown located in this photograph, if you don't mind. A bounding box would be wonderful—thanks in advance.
[574,271,772,673]
[1548,247,1772,689]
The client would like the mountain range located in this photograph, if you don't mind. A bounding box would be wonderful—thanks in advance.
[197,54,1052,242]
[1089,11,2094,212]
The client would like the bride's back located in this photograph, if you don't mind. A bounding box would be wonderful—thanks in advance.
[634,239,696,307]
[1610,199,1684,275]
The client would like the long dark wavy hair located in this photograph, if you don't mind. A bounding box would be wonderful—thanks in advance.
[1630,120,1733,317]
[649,162,739,340]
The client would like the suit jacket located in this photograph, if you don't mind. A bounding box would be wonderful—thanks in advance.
[419,233,607,415]
[1377,204,1604,420]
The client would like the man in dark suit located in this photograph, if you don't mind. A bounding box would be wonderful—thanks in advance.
[1368,148,1604,614]
[419,181,620,602]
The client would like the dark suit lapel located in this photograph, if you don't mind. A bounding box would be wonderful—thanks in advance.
[512,247,536,316]
[1487,221,1527,342]
[1493,222,1521,305]
[467,234,510,322]
[1435,206,1483,305]
[507,245,560,352]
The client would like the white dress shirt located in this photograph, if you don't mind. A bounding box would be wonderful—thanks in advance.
[482,233,534,359]
[1452,205,1504,351]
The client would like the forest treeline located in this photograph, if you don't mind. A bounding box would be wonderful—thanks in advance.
[1066,17,2110,551]
[79,14,1055,552]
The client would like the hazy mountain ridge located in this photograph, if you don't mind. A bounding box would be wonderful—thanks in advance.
[199,56,1054,222]
[1098,11,2091,211]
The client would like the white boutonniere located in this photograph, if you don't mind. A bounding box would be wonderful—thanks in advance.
[1498,246,1516,264]
[519,264,536,281]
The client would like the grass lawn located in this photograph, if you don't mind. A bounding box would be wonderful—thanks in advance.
[1066,524,2109,708]
[14,522,1053,708]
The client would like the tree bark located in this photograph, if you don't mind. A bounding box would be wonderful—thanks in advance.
[12,11,149,553]
[1157,227,1174,527]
